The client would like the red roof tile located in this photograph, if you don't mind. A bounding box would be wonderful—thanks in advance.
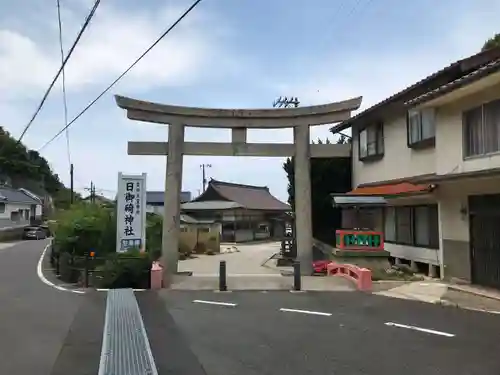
[347,182,433,196]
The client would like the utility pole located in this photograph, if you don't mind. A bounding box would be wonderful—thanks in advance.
[200,163,212,192]
[89,181,95,203]
[70,163,74,204]
[273,96,300,108]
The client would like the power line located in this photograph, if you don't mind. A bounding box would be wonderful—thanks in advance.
[56,0,71,167]
[38,0,204,152]
[17,0,101,143]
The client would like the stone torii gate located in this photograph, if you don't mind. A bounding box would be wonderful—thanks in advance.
[115,95,362,280]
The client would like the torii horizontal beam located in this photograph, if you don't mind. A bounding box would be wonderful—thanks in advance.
[128,141,351,158]
[115,95,362,128]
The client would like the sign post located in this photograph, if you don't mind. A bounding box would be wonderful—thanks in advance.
[116,173,147,253]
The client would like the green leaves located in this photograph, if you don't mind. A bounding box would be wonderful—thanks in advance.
[482,33,500,52]
[282,137,351,244]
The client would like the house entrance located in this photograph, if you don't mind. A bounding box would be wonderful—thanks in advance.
[115,94,362,280]
[469,194,500,289]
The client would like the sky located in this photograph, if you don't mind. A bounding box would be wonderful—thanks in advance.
[0,0,499,202]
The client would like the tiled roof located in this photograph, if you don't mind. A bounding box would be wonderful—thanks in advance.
[180,214,215,224]
[347,182,434,196]
[405,58,500,106]
[193,179,291,211]
[146,191,191,204]
[181,201,243,211]
[0,187,40,204]
[331,46,500,133]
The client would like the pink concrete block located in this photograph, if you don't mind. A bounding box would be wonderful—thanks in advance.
[150,261,164,289]
[357,268,372,291]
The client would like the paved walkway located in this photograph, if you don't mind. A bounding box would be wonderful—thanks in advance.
[178,241,283,275]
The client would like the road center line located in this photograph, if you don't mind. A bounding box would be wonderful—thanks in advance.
[279,308,332,316]
[385,322,455,337]
[193,299,237,307]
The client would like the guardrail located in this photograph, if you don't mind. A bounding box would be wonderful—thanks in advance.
[326,262,372,291]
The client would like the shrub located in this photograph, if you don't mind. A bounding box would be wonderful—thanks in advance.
[53,203,116,257]
[205,250,215,256]
[58,252,80,283]
[93,251,152,289]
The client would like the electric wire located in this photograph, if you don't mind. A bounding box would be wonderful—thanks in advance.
[56,0,72,168]
[38,0,204,152]
[17,0,101,143]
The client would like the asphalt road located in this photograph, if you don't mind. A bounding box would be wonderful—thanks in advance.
[152,290,500,375]
[0,240,83,375]
[2,239,500,375]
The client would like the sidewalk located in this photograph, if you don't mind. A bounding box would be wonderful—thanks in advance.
[375,280,500,314]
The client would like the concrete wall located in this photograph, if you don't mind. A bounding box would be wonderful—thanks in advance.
[146,204,163,215]
[235,229,255,242]
[179,223,220,253]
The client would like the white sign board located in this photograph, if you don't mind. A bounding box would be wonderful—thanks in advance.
[116,173,147,253]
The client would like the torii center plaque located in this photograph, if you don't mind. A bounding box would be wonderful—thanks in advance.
[115,95,362,282]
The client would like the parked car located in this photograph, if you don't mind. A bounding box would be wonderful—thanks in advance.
[23,226,47,240]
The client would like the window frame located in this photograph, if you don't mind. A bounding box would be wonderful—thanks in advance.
[463,98,500,158]
[358,122,384,161]
[383,205,439,249]
[406,108,436,148]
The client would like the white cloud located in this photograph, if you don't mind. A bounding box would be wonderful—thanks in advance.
[2,0,500,203]
[0,1,230,98]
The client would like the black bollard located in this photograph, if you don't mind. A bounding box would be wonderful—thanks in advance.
[293,261,301,291]
[219,260,227,291]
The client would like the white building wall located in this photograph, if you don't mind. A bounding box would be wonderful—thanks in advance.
[0,202,33,229]
[352,114,436,187]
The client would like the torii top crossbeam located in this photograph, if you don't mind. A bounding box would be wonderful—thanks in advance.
[115,95,362,128]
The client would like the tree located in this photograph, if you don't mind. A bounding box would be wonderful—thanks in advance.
[283,136,351,245]
[482,33,500,52]
[0,125,75,208]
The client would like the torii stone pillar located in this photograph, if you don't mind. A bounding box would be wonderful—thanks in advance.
[115,95,362,282]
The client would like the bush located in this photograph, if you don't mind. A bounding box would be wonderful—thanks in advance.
[93,251,152,289]
[53,203,116,257]
[58,252,80,283]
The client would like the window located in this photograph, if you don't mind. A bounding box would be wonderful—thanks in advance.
[384,207,396,242]
[384,205,439,248]
[407,108,436,147]
[198,227,210,233]
[24,209,29,220]
[395,207,412,244]
[464,99,500,157]
[0,203,5,213]
[359,123,384,160]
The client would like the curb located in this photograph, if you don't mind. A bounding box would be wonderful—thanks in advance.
[436,299,500,315]
[447,285,500,302]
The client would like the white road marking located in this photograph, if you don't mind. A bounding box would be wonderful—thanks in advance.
[384,322,455,337]
[193,299,237,307]
[37,243,85,294]
[279,308,332,316]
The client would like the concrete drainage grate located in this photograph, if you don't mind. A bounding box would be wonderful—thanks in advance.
[98,289,158,375]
